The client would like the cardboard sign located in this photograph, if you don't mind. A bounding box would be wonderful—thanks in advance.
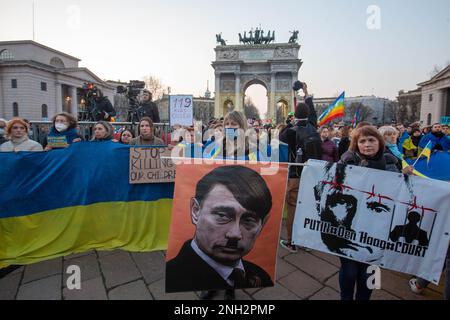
[129,147,176,184]
[47,136,68,148]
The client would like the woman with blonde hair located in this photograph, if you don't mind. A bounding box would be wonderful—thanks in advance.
[0,118,43,152]
[91,121,114,141]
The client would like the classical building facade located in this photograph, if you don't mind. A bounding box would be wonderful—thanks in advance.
[0,40,115,120]
[418,65,450,125]
[212,43,302,122]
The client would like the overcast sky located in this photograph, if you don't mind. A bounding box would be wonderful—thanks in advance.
[1,0,449,116]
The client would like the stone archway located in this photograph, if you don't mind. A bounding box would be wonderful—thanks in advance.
[242,78,268,118]
[212,40,302,120]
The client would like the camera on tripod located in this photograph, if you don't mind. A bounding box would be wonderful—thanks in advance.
[78,82,98,121]
[117,80,146,122]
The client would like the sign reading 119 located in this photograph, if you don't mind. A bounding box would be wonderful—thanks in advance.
[170,95,194,126]
[172,97,192,109]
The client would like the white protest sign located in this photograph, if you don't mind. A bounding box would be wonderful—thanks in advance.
[170,95,193,127]
[293,160,450,284]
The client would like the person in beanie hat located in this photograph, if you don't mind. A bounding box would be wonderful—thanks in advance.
[0,118,43,152]
[279,82,322,253]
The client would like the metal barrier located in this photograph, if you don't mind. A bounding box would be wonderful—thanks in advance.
[29,121,172,145]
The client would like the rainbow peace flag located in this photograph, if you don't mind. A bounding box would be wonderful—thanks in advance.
[318,92,345,127]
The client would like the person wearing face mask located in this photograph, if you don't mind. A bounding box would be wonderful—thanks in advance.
[0,118,43,152]
[206,111,257,161]
[0,118,8,145]
[44,113,81,151]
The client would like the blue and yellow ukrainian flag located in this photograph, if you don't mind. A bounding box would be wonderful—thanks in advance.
[0,142,174,268]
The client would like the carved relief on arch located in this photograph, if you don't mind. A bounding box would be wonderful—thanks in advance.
[274,47,295,58]
[218,49,238,60]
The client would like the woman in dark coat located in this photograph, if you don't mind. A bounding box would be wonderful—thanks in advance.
[338,126,412,300]
[319,126,339,162]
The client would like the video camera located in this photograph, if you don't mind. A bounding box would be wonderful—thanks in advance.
[78,82,99,121]
[116,80,146,122]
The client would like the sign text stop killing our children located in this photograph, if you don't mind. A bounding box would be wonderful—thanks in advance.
[129,147,176,184]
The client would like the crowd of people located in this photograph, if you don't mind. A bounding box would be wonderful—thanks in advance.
[1,83,449,301]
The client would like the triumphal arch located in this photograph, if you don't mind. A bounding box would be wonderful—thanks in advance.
[212,29,302,123]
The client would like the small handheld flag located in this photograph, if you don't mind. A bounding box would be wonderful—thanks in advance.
[351,108,360,128]
[413,141,432,167]
[318,92,345,127]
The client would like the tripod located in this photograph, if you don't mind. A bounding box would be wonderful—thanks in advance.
[126,105,143,124]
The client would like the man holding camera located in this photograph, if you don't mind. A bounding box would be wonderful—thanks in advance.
[139,90,160,123]
[90,89,116,121]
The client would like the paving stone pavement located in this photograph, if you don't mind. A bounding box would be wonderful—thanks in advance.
[1,243,445,300]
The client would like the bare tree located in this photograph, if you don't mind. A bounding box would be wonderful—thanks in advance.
[429,65,443,78]
[143,75,168,100]
[347,102,373,122]
[244,96,261,120]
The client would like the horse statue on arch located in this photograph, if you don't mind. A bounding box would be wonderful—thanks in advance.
[288,30,299,44]
[216,33,227,46]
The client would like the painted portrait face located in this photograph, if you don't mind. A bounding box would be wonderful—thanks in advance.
[191,184,266,266]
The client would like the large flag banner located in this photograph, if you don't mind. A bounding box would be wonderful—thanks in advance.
[292,160,450,284]
[0,142,174,268]
[165,162,288,292]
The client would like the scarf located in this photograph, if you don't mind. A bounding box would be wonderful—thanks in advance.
[386,142,403,160]
[357,150,386,171]
[10,135,29,146]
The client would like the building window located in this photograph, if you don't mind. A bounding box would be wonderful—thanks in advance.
[41,82,47,91]
[42,104,48,119]
[427,113,432,126]
[429,94,433,102]
[13,102,19,117]
[11,79,17,88]
[0,49,14,60]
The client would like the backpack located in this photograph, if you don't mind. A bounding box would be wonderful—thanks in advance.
[291,123,322,176]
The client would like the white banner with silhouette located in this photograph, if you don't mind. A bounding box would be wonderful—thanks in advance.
[292,160,450,284]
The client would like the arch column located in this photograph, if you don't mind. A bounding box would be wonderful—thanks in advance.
[235,73,242,112]
[55,82,63,115]
[69,86,77,116]
[214,73,221,118]
[268,72,276,121]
